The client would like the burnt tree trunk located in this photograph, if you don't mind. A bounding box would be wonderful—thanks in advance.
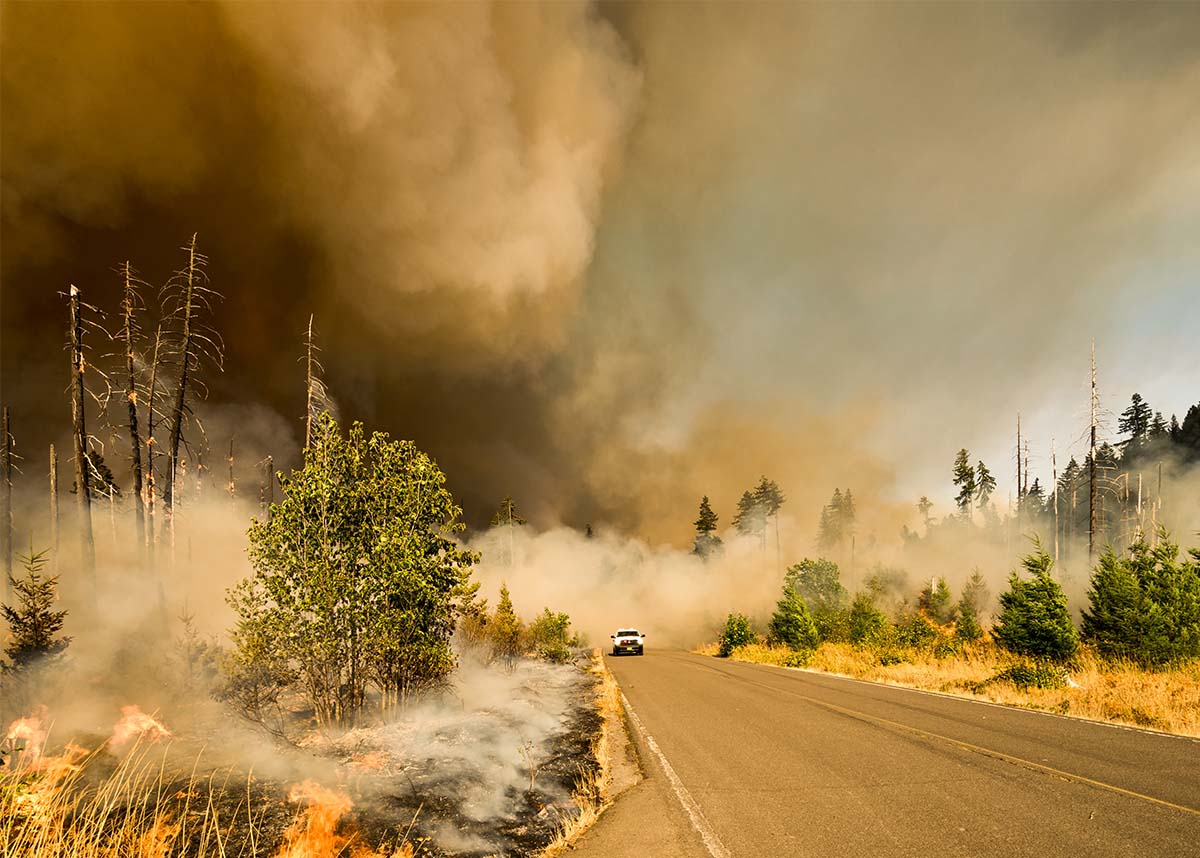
[50,444,59,572]
[1089,341,1098,561]
[120,262,146,557]
[145,326,163,567]
[227,437,235,499]
[1,406,12,600]
[164,234,199,516]
[305,314,316,450]
[69,284,96,584]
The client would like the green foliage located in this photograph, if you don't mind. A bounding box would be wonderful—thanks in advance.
[1082,535,1200,666]
[768,587,819,651]
[817,489,856,550]
[952,449,977,517]
[893,612,938,649]
[990,662,1067,690]
[849,592,889,645]
[692,496,723,558]
[528,608,575,663]
[960,569,990,618]
[227,413,476,726]
[490,584,524,668]
[974,460,996,509]
[733,491,765,537]
[955,597,983,642]
[917,578,956,625]
[786,558,848,613]
[993,546,1078,662]
[2,548,70,674]
[718,613,756,657]
[1118,393,1153,443]
[490,496,526,528]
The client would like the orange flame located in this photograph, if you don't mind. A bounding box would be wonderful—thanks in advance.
[276,780,355,858]
[5,714,49,766]
[111,705,171,747]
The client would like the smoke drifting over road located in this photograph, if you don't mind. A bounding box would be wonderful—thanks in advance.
[4,1,1200,544]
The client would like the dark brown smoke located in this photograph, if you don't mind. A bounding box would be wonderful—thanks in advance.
[4,1,1199,545]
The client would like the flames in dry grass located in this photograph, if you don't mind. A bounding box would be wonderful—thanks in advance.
[0,709,414,858]
[111,705,172,748]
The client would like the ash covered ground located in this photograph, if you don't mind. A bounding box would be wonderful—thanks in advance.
[327,656,602,856]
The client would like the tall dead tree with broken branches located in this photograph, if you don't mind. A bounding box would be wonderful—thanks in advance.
[117,262,148,555]
[49,444,59,572]
[161,235,223,539]
[1,406,12,600]
[303,314,332,451]
[1089,341,1099,561]
[68,285,97,583]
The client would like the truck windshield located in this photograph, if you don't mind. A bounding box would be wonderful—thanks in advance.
[617,630,640,637]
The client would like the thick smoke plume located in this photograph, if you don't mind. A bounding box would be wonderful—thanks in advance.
[3,1,1199,542]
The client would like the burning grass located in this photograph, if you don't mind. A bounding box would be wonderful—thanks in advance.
[699,641,1200,737]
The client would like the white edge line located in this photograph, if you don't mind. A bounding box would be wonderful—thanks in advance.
[620,691,732,858]
[741,659,1199,744]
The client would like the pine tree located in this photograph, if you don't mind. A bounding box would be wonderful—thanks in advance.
[1149,412,1169,439]
[917,496,933,528]
[1179,403,1200,461]
[1082,536,1200,665]
[955,598,983,642]
[2,548,71,673]
[849,592,888,645]
[732,490,765,538]
[490,496,527,527]
[975,461,996,510]
[768,587,819,651]
[961,569,990,618]
[1117,393,1153,444]
[692,496,723,558]
[917,578,955,624]
[952,449,977,520]
[993,545,1078,662]
[490,583,524,669]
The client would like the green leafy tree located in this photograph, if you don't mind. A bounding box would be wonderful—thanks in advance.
[786,558,850,641]
[1118,393,1153,444]
[768,587,819,651]
[1082,535,1200,666]
[952,449,977,520]
[993,545,1078,662]
[2,548,71,674]
[692,495,723,558]
[849,592,888,645]
[917,578,956,625]
[528,608,575,664]
[718,613,756,657]
[227,413,476,725]
[490,583,524,669]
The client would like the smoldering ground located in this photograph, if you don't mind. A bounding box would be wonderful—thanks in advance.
[4,2,1200,541]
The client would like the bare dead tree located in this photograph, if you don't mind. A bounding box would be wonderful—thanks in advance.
[1,406,12,600]
[117,261,148,555]
[1015,412,1022,533]
[1051,438,1059,569]
[227,437,236,499]
[161,235,223,533]
[1089,341,1098,561]
[144,325,164,565]
[50,444,59,572]
[69,285,97,584]
[259,455,274,518]
[303,314,331,450]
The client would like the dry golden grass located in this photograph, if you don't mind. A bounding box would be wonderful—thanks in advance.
[0,735,413,858]
[704,641,1200,737]
[541,649,622,857]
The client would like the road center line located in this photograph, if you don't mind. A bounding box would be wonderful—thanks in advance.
[717,661,1200,818]
[620,691,732,858]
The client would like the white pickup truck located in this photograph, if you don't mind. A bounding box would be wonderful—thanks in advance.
[610,628,645,656]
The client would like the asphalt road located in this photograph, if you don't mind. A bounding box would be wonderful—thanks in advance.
[571,649,1200,858]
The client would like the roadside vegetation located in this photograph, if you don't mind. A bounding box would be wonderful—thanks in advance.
[705,535,1200,737]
